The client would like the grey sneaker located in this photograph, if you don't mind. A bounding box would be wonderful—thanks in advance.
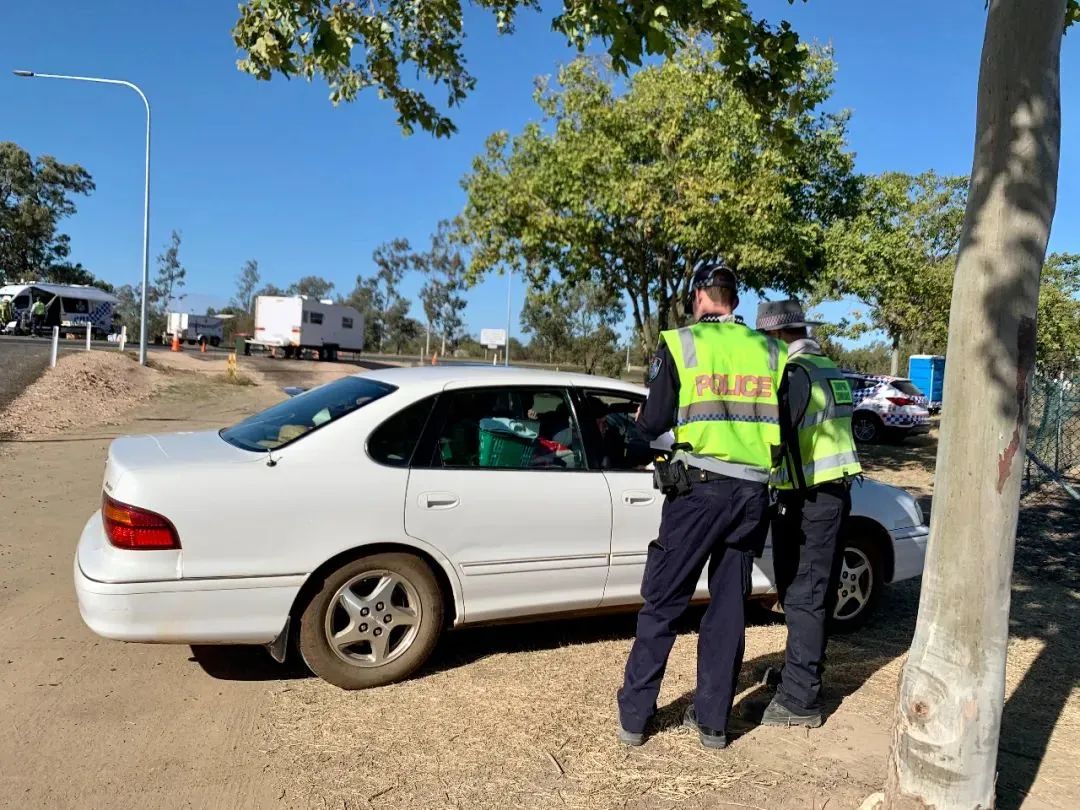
[682,706,728,749]
[760,697,823,728]
[617,724,645,747]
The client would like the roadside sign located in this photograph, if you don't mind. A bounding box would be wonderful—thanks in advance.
[480,328,507,349]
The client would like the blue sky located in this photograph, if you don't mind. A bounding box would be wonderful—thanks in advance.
[3,1,1079,345]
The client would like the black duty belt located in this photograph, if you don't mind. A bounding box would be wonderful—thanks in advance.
[685,466,732,483]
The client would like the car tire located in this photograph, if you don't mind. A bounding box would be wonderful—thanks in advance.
[297,553,444,689]
[851,412,882,444]
[210,336,221,347]
[830,529,883,633]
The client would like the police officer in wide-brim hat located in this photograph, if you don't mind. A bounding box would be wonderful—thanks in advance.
[755,299,862,728]
[616,259,787,749]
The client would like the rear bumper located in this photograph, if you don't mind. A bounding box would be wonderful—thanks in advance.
[74,513,303,645]
[74,558,302,644]
[889,525,929,583]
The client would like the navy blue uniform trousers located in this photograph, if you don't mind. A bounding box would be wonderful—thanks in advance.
[772,482,851,712]
[618,477,769,734]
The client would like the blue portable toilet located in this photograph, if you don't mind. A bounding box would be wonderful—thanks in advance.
[908,355,946,412]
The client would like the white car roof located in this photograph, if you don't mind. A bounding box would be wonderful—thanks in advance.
[357,364,648,397]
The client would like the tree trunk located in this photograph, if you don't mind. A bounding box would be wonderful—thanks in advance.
[884,2,1064,808]
[890,333,901,377]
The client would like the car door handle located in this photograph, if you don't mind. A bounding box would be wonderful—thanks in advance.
[420,492,460,510]
[623,491,655,506]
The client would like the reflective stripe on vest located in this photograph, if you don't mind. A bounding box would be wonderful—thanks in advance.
[673,449,772,483]
[774,450,861,486]
[661,321,786,483]
[773,353,862,489]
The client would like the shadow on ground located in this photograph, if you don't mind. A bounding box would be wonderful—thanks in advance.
[996,487,1080,809]
[188,486,1078,809]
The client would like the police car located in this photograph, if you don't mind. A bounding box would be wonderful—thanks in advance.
[843,372,932,443]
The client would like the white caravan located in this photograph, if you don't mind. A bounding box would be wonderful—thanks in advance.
[250,295,364,360]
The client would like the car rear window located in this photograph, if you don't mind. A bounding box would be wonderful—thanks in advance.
[892,380,923,396]
[221,376,395,451]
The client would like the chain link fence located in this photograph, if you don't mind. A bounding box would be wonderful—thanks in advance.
[1024,372,1080,502]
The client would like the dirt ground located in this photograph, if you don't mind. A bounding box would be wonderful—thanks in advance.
[0,360,1076,809]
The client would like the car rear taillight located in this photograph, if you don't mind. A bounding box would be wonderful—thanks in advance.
[886,396,914,407]
[102,494,181,550]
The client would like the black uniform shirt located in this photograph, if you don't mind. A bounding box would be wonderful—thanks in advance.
[777,338,825,487]
[635,314,746,442]
[778,339,818,430]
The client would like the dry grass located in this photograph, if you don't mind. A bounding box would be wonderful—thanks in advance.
[265,622,801,809]
[256,425,1080,810]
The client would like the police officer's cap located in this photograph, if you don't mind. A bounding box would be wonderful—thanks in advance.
[686,258,738,310]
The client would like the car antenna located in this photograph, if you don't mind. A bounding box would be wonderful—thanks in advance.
[266,447,278,467]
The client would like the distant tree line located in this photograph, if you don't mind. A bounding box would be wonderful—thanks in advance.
[4,38,1077,378]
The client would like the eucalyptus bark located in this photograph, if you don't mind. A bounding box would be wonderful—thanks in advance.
[884,1,1065,807]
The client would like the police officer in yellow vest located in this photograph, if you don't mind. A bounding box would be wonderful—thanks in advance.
[756,299,862,728]
[617,259,787,749]
[30,296,47,334]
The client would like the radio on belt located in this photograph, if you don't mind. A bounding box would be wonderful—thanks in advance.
[652,442,694,496]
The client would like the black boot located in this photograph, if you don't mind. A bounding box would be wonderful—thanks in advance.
[683,706,728,749]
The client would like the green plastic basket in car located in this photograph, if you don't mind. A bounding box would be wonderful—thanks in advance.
[478,418,537,468]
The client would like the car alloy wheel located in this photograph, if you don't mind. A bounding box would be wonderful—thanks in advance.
[852,412,880,443]
[834,546,873,622]
[298,552,444,689]
[323,569,422,667]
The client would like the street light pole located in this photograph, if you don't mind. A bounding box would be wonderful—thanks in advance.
[14,70,152,365]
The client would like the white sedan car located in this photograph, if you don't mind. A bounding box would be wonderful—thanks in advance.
[75,366,928,689]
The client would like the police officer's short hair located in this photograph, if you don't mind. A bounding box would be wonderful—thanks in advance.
[688,258,739,309]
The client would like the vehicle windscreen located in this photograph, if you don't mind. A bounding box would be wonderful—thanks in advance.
[220,376,395,451]
[892,380,923,396]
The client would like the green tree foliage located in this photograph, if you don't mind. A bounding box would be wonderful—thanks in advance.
[232,0,809,138]
[42,261,113,291]
[233,259,261,313]
[415,222,467,353]
[458,44,856,351]
[153,230,187,312]
[0,142,94,279]
[225,259,262,337]
[1033,253,1080,376]
[257,282,287,297]
[819,171,967,367]
[344,277,382,350]
[520,281,624,374]
[112,284,139,334]
[288,275,335,299]
[371,238,412,351]
[520,288,572,364]
[345,237,421,352]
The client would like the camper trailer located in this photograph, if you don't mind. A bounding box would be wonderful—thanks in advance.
[249,295,364,360]
[165,312,225,347]
[0,282,118,338]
